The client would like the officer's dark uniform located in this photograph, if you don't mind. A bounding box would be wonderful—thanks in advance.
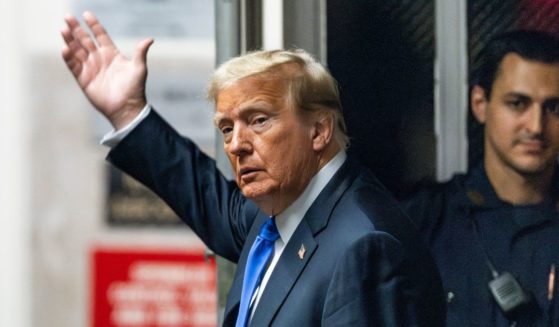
[403,164,559,326]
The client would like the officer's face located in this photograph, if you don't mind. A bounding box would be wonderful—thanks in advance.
[472,53,559,177]
[214,73,321,215]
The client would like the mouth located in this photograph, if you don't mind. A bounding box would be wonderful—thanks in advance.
[239,167,261,180]
[519,140,546,153]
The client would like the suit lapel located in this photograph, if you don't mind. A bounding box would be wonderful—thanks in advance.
[249,221,317,325]
[303,159,359,233]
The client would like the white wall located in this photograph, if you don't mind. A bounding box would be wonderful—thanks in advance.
[1,1,216,326]
[0,0,30,326]
[0,0,69,324]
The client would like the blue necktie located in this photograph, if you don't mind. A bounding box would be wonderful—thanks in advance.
[236,217,280,327]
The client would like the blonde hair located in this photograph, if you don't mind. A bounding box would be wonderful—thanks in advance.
[208,49,349,149]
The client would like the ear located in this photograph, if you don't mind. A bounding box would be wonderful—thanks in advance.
[471,85,488,124]
[311,110,334,152]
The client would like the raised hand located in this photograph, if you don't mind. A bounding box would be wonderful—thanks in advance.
[61,11,154,129]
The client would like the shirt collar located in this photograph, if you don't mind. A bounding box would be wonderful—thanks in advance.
[275,151,347,244]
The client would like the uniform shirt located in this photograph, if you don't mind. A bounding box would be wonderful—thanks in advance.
[402,164,559,327]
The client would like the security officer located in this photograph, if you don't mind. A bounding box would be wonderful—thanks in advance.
[403,30,559,326]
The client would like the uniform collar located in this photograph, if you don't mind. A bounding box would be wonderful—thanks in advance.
[460,163,504,209]
[458,163,559,231]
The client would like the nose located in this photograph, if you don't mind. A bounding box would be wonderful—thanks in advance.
[227,125,253,156]
[526,105,545,135]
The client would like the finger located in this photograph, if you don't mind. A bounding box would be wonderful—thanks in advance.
[67,36,90,64]
[61,42,83,71]
[61,26,85,56]
[83,11,116,49]
[63,14,80,31]
[60,26,74,47]
[65,13,96,52]
[133,38,154,66]
[61,46,83,79]
[72,22,97,54]
[60,29,87,65]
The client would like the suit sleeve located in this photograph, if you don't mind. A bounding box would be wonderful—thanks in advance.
[321,232,445,327]
[107,110,258,262]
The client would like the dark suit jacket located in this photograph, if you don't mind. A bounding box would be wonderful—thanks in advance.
[108,110,445,326]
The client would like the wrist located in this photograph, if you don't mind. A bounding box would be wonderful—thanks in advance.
[109,99,146,130]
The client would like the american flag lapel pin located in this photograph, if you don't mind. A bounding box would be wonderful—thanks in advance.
[298,244,306,260]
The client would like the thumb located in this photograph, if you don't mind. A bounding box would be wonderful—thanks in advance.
[133,38,154,66]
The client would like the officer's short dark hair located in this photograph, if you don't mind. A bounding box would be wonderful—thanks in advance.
[473,30,559,99]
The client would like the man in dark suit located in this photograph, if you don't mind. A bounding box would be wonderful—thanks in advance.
[61,11,444,326]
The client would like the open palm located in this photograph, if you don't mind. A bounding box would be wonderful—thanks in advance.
[61,11,153,129]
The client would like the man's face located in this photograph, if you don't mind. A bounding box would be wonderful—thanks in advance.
[472,53,559,177]
[214,74,320,214]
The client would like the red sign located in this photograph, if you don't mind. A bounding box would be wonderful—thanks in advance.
[92,247,217,327]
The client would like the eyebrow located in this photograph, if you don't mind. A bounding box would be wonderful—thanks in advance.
[213,101,275,126]
[503,92,559,102]
[502,92,530,98]
[213,113,226,126]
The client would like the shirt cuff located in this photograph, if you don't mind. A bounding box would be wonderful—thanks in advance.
[100,105,152,147]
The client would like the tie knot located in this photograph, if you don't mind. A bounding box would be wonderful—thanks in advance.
[259,216,280,242]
